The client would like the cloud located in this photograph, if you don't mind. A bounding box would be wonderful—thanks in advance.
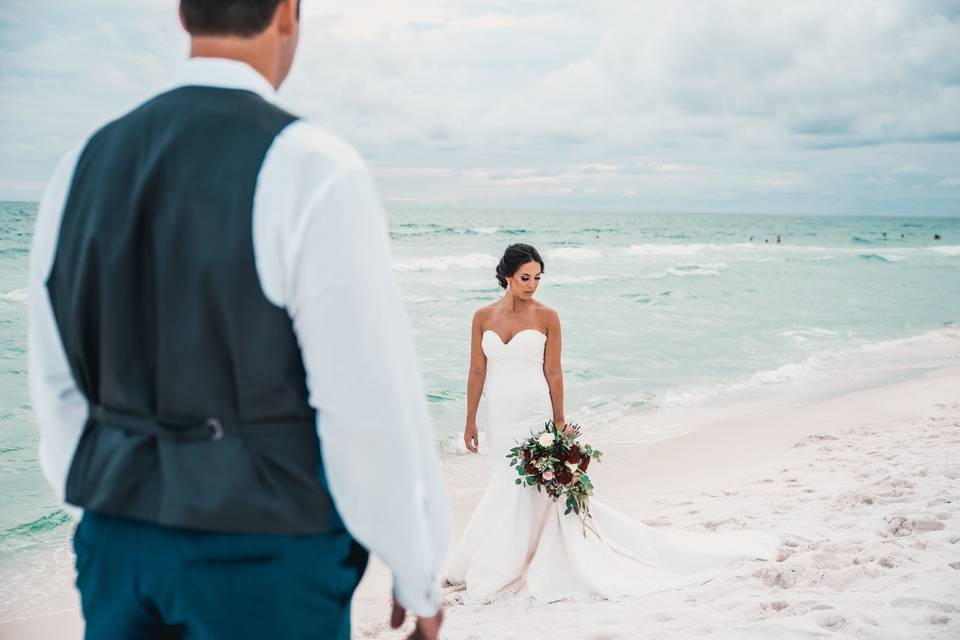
[0,0,958,214]
[473,2,960,149]
[0,1,182,198]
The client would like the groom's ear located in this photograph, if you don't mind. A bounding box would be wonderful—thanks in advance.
[276,0,300,36]
[177,1,187,32]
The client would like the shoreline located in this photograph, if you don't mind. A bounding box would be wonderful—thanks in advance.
[2,348,958,639]
[432,324,960,453]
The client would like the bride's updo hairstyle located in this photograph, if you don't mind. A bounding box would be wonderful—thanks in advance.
[496,243,545,289]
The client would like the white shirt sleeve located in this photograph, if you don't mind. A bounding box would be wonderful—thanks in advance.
[28,146,88,517]
[253,122,450,617]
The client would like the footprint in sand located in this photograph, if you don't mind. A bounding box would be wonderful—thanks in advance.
[910,518,946,531]
[818,614,849,631]
[890,598,959,613]
[755,600,791,618]
[884,516,913,536]
[701,518,739,531]
[754,565,799,589]
[641,518,672,527]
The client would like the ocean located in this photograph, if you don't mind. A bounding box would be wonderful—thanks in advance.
[1,200,958,619]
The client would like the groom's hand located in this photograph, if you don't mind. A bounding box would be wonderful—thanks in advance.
[390,597,444,640]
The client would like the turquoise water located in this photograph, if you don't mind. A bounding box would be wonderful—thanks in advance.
[1,201,958,618]
[390,208,960,440]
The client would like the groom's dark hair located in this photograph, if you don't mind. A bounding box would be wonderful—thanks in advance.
[181,0,300,37]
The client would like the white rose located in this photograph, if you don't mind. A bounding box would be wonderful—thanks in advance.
[537,432,556,447]
[565,461,578,471]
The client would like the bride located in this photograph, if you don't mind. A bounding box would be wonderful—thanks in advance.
[443,243,779,604]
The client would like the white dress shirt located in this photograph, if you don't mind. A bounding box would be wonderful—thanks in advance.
[28,57,450,616]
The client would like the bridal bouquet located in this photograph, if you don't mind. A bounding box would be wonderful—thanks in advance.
[507,420,603,523]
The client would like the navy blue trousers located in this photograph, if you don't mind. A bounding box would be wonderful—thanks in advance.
[73,512,368,640]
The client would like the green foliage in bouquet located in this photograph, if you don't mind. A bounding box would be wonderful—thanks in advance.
[506,420,603,524]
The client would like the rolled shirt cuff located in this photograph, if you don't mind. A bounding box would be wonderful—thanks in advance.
[393,575,441,618]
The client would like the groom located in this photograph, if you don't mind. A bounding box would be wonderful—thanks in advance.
[28,1,448,638]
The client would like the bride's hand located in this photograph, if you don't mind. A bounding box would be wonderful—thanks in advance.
[463,423,479,453]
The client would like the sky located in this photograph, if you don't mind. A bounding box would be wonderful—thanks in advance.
[1,0,959,215]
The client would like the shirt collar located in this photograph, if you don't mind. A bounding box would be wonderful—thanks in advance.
[172,57,277,101]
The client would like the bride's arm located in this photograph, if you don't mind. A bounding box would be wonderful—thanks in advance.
[464,310,486,452]
[543,309,565,427]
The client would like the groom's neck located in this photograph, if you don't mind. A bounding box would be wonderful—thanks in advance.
[189,36,283,89]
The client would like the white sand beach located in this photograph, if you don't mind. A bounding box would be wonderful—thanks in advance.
[2,337,958,640]
[351,338,960,639]
[4,2,960,638]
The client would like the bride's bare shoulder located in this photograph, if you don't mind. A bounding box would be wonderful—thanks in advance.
[472,304,496,326]
[534,302,560,321]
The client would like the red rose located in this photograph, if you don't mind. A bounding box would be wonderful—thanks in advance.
[522,448,532,461]
[578,454,590,472]
[565,445,581,464]
[557,466,574,486]
[524,462,537,475]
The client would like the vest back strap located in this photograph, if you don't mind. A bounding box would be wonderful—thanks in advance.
[91,405,312,442]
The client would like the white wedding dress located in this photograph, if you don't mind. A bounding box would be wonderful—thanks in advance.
[443,329,779,604]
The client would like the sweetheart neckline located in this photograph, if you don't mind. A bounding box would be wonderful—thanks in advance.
[483,328,547,346]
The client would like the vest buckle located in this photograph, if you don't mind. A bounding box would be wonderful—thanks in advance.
[205,418,224,441]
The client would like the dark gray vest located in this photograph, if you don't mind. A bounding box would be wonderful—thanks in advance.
[48,86,339,534]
